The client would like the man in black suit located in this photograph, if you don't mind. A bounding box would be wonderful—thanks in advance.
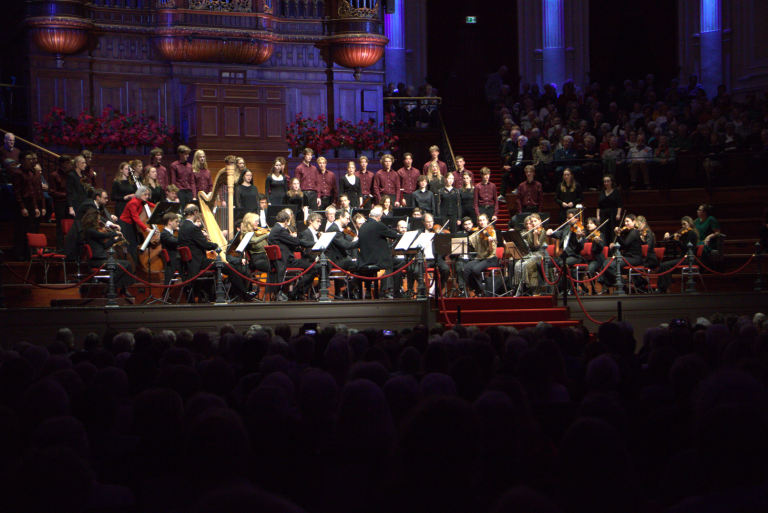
[405,212,450,297]
[267,209,316,301]
[325,209,360,298]
[500,134,533,199]
[358,206,399,298]
[159,212,181,285]
[178,204,254,302]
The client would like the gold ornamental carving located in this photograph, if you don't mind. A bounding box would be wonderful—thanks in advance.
[338,0,379,19]
[262,0,273,14]
[188,0,252,12]
[156,0,176,8]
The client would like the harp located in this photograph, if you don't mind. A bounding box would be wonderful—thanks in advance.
[197,163,236,250]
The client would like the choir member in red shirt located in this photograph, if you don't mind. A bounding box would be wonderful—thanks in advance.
[373,154,401,205]
[316,156,338,210]
[356,155,375,208]
[149,147,168,190]
[192,150,212,201]
[397,153,420,207]
[422,145,448,176]
[11,151,45,261]
[170,145,195,207]
[294,148,320,209]
[473,167,499,222]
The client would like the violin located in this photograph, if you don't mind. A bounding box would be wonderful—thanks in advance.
[432,224,451,234]
[570,221,585,235]
[587,231,603,243]
[673,227,691,240]
[639,227,649,242]
[479,226,496,240]
[343,227,357,238]
[98,221,128,246]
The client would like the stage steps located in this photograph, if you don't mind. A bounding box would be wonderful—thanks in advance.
[435,296,582,329]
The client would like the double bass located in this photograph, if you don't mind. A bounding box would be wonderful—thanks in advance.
[127,167,164,274]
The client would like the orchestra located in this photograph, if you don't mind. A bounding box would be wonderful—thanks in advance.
[58,143,734,303]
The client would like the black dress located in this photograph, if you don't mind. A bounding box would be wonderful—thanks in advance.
[236,184,260,213]
[340,174,362,208]
[111,179,137,219]
[147,183,164,204]
[641,229,659,268]
[265,175,288,205]
[554,182,584,224]
[282,192,310,222]
[460,187,476,222]
[597,188,623,241]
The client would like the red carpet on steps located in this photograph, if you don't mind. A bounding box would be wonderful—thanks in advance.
[435,296,582,329]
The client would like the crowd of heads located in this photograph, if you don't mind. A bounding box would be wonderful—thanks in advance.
[1,311,768,512]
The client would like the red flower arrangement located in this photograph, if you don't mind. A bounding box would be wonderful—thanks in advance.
[286,112,399,154]
[34,106,176,151]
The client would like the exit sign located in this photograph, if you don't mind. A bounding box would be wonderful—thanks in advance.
[466,16,477,23]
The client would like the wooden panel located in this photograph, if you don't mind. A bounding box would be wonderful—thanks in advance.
[266,89,282,101]
[63,78,86,115]
[300,93,322,119]
[200,87,219,99]
[224,106,241,137]
[97,83,125,113]
[224,87,259,100]
[188,106,196,138]
[201,106,218,137]
[265,107,283,138]
[244,107,261,137]
[362,89,378,112]
[339,88,356,122]
[137,85,163,119]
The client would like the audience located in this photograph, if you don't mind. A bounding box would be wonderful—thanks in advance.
[0,312,766,512]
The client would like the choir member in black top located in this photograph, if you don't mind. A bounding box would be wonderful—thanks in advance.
[656,216,700,292]
[340,161,362,208]
[66,155,90,218]
[437,172,462,233]
[597,174,623,242]
[459,172,476,224]
[235,169,260,213]
[282,177,310,222]
[597,213,643,292]
[143,166,165,204]
[111,162,137,219]
[412,175,435,213]
[265,157,288,205]
[81,210,134,296]
[554,168,584,224]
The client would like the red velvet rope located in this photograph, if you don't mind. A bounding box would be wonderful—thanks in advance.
[115,262,217,288]
[568,257,617,283]
[328,258,416,280]
[694,254,757,276]
[621,256,688,277]
[540,259,565,286]
[567,274,618,324]
[222,261,317,286]
[3,263,106,290]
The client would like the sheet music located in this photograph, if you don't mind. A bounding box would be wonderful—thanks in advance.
[395,230,420,251]
[414,232,435,260]
[235,231,254,253]
[140,227,156,251]
[312,231,337,251]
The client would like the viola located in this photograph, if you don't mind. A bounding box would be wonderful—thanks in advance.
[673,227,691,240]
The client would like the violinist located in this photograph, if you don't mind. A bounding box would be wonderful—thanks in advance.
[635,216,659,269]
[257,195,270,229]
[585,217,605,294]
[81,209,134,298]
[118,186,156,265]
[240,212,271,279]
[268,209,318,301]
[656,216,699,293]
[453,217,476,296]
[513,214,546,296]
[325,209,361,299]
[391,219,410,297]
[299,213,324,260]
[160,212,181,286]
[462,213,497,297]
[406,213,450,296]
[546,208,586,292]
[597,213,643,294]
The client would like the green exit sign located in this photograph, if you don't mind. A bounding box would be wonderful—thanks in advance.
[466,16,477,23]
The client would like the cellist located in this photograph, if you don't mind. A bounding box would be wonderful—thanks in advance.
[118,186,156,266]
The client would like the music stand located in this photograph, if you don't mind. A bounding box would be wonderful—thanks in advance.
[392,207,411,217]
[312,232,338,302]
[140,202,182,305]
[267,204,297,226]
[381,216,405,229]
[353,208,371,218]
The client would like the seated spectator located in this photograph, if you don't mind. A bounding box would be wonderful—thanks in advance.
[554,135,582,183]
[627,134,653,190]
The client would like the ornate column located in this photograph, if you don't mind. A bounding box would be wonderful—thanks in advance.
[384,0,406,87]
[699,0,723,97]
[516,0,589,93]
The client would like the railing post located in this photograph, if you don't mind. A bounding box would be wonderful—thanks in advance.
[318,252,331,303]
[562,263,569,306]
[105,247,119,307]
[543,247,555,296]
[416,250,427,299]
[614,243,626,295]
[754,242,763,292]
[685,242,697,293]
[214,257,227,304]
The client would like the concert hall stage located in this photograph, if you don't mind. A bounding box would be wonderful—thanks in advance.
[0,298,435,348]
[1,290,765,348]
